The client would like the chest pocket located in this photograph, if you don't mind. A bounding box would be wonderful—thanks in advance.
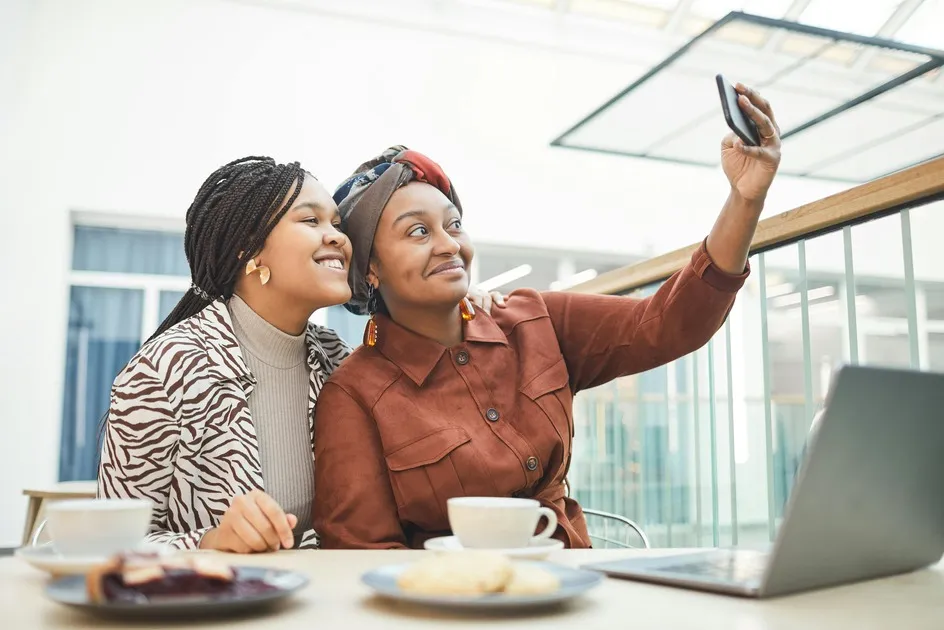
[521,358,573,439]
[385,426,486,531]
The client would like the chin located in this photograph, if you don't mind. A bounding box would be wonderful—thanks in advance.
[311,286,352,308]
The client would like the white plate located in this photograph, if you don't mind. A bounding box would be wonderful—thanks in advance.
[362,560,602,610]
[15,543,171,576]
[423,535,564,560]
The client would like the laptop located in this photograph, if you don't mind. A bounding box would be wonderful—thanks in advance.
[583,365,944,598]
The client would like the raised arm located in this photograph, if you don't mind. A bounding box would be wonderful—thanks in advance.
[313,382,408,549]
[545,83,781,392]
[543,241,747,392]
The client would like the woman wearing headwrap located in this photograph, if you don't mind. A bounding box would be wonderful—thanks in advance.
[314,84,782,549]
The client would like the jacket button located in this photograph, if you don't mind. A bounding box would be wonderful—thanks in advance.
[485,408,500,422]
[526,456,538,471]
[455,351,470,365]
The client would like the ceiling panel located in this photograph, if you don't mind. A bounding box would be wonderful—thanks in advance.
[563,72,709,152]
[553,11,944,182]
[689,0,794,20]
[893,0,944,49]
[778,94,931,173]
[799,0,905,36]
[810,115,944,180]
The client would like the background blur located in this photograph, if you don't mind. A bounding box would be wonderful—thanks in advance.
[1,0,941,547]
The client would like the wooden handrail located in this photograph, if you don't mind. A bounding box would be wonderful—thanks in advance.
[572,156,944,295]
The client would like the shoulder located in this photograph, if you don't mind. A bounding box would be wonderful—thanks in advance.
[113,307,215,392]
[322,345,399,410]
[489,288,552,332]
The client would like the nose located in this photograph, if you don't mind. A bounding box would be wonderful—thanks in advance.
[431,229,460,257]
[323,224,348,248]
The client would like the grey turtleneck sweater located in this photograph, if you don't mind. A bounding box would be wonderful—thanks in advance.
[227,295,312,534]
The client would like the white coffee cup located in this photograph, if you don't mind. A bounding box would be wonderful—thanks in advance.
[44,498,152,557]
[447,497,558,550]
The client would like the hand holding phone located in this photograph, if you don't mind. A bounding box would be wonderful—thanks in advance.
[716,74,760,147]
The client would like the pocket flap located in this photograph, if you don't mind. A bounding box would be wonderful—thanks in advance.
[521,358,571,400]
[385,426,471,472]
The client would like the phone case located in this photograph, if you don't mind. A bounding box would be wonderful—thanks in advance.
[716,74,760,147]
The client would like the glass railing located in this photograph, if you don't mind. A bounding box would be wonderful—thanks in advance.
[569,157,944,549]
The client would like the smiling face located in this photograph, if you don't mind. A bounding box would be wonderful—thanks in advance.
[368,181,474,313]
[238,176,353,310]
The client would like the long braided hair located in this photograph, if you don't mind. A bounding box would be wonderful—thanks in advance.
[149,156,306,343]
[97,157,307,460]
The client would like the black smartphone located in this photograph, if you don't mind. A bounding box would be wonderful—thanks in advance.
[716,74,759,147]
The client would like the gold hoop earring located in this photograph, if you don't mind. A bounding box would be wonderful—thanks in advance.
[245,258,270,286]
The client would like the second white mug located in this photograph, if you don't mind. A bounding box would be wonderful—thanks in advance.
[447,496,558,549]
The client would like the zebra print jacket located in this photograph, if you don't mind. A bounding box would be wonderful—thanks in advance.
[97,299,351,550]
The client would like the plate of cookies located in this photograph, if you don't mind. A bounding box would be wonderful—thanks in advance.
[361,551,602,609]
[45,551,308,617]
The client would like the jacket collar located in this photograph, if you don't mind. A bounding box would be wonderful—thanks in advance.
[374,310,508,387]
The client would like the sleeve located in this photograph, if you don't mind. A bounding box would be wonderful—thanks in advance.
[543,239,749,392]
[312,382,408,549]
[97,362,210,550]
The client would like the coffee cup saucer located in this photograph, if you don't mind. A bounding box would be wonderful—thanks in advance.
[15,542,171,576]
[423,536,564,560]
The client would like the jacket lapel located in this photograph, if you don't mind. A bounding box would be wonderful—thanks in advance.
[196,302,351,468]
[194,300,255,396]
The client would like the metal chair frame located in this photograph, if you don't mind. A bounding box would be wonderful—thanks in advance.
[582,508,651,549]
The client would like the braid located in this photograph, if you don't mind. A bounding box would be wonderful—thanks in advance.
[97,156,307,465]
[147,156,305,342]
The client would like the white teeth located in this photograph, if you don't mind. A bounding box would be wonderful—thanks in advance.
[316,259,344,270]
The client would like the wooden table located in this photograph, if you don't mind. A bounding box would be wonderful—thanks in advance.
[1,549,942,629]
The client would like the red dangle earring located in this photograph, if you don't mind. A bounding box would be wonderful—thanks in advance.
[364,284,379,347]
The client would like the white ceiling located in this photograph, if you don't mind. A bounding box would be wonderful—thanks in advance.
[486,0,942,49]
[491,0,944,181]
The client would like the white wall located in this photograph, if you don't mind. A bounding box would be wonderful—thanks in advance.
[0,0,917,544]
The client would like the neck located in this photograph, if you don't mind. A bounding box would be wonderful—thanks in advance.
[233,289,314,336]
[385,302,464,348]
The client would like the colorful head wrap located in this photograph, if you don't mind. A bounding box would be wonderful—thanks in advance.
[333,145,462,315]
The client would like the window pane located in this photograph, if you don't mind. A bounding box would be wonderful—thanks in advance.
[850,214,913,369]
[60,287,143,481]
[905,198,944,371]
[73,226,188,276]
[325,306,368,349]
[159,290,186,322]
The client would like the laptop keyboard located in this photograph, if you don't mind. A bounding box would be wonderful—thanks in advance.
[657,551,768,583]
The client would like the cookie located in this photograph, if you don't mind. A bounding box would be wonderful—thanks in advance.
[504,564,561,595]
[397,552,514,596]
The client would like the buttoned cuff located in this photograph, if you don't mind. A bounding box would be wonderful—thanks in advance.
[691,238,750,293]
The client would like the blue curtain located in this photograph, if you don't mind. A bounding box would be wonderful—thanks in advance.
[59,287,143,481]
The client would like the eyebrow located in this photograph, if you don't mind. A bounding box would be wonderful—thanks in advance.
[292,202,340,219]
[393,205,458,226]
[393,210,429,226]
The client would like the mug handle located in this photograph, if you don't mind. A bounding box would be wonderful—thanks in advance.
[532,507,558,541]
[30,519,48,547]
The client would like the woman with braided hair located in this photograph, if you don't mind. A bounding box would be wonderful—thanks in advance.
[313,84,783,548]
[98,156,503,553]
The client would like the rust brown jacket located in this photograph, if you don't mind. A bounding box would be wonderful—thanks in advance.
[313,240,748,549]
